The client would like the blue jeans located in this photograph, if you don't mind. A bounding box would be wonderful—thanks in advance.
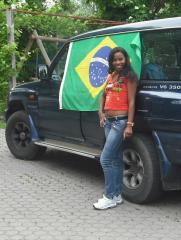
[100,118,127,199]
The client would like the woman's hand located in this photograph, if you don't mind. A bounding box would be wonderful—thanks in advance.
[99,112,106,127]
[123,126,133,140]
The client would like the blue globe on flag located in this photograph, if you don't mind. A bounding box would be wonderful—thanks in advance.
[89,46,112,88]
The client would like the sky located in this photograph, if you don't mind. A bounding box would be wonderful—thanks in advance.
[45,0,55,8]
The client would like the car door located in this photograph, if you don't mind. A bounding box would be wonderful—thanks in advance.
[137,28,181,164]
[38,44,84,142]
[81,111,105,148]
[138,29,181,127]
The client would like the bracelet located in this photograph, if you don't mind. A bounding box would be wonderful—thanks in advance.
[127,122,134,127]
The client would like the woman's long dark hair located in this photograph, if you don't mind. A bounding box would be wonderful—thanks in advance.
[108,47,138,81]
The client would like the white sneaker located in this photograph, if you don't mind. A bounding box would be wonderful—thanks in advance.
[113,195,123,204]
[93,195,117,210]
[98,194,123,204]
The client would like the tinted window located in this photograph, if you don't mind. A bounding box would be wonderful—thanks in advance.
[141,29,181,81]
[51,44,69,81]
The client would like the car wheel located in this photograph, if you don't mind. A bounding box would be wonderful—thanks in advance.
[122,134,162,204]
[6,111,46,160]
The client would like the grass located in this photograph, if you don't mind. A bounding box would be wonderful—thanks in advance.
[0,120,6,129]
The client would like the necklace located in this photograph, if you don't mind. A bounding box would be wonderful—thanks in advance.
[112,75,124,92]
[112,72,124,84]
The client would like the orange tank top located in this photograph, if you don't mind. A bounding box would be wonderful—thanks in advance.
[104,73,128,111]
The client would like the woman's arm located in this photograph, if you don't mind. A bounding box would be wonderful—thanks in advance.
[98,75,110,127]
[98,92,106,127]
[124,78,137,139]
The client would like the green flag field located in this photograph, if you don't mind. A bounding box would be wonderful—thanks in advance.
[59,32,141,111]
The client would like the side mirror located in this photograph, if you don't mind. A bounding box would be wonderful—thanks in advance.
[38,64,48,80]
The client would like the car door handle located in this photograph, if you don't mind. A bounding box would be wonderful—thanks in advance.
[137,109,149,112]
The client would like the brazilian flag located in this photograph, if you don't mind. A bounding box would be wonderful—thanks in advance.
[59,32,141,111]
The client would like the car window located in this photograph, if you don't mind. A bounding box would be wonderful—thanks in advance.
[140,29,181,81]
[51,44,69,82]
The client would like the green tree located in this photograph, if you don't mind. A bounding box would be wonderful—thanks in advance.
[86,0,181,22]
[0,1,17,112]
[0,0,96,113]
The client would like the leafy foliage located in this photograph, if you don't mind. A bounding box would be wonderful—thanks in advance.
[0,1,14,112]
[0,0,94,112]
[86,0,181,22]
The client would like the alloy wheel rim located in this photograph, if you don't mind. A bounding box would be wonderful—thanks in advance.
[123,148,144,189]
[12,122,31,148]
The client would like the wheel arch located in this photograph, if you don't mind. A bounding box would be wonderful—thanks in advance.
[6,100,26,121]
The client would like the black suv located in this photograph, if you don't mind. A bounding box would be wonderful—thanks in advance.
[5,17,181,204]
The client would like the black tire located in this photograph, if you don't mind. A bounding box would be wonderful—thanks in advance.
[122,134,162,204]
[6,111,46,160]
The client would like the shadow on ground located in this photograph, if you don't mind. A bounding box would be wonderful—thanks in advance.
[40,149,103,178]
[36,149,181,206]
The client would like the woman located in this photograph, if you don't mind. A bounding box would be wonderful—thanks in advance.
[93,47,137,210]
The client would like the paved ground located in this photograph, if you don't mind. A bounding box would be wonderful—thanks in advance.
[1,129,181,240]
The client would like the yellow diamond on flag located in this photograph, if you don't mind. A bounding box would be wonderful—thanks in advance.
[75,36,117,98]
